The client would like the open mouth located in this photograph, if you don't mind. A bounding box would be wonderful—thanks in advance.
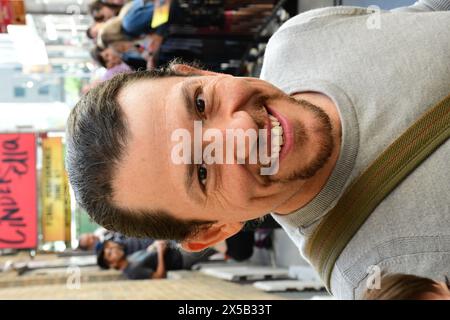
[265,106,293,162]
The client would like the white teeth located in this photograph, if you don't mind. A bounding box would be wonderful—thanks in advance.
[276,134,284,146]
[268,113,284,157]
[270,117,280,126]
[271,126,283,136]
[271,130,282,157]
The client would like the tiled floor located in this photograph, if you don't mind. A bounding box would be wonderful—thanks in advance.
[0,228,331,300]
[0,271,286,300]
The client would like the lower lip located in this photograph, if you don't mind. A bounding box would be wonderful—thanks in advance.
[266,106,294,162]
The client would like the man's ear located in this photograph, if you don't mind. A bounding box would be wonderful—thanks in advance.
[181,222,243,252]
[170,63,220,77]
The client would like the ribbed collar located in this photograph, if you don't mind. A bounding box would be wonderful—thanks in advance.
[272,79,360,228]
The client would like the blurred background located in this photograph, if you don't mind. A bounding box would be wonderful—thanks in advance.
[0,0,414,300]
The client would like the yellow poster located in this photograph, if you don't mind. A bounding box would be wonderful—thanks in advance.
[64,171,71,243]
[151,0,171,28]
[41,137,70,242]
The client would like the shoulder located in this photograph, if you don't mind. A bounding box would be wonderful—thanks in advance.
[261,6,381,80]
[335,236,450,298]
[275,6,379,34]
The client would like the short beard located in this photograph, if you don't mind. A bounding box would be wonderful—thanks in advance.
[269,97,335,183]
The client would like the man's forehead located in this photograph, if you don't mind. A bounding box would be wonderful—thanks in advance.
[117,77,179,109]
[112,76,190,210]
[117,77,184,139]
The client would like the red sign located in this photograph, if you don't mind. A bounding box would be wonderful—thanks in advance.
[0,134,37,249]
[0,0,26,33]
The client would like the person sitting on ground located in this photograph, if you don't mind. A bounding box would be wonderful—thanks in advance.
[96,46,133,80]
[97,0,178,69]
[86,22,105,40]
[102,232,154,255]
[78,227,110,251]
[120,0,174,52]
[363,273,450,300]
[97,239,217,279]
[84,46,132,93]
[89,0,123,23]
[78,233,101,251]
[94,1,134,49]
[108,41,148,71]
[225,215,281,261]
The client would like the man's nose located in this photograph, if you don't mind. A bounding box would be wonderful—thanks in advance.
[215,77,254,115]
[203,77,261,163]
[226,112,260,164]
[206,109,259,164]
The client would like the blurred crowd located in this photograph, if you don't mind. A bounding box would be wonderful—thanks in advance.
[83,0,169,91]
[78,215,280,280]
[82,0,282,92]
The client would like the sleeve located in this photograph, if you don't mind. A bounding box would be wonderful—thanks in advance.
[392,0,450,12]
[124,265,154,280]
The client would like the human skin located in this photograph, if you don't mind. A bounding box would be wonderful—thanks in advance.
[78,233,98,250]
[94,6,117,22]
[104,241,127,270]
[112,65,342,251]
[100,47,123,69]
[420,282,450,300]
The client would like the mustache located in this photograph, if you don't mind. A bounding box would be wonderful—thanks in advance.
[250,94,270,130]
[248,94,277,185]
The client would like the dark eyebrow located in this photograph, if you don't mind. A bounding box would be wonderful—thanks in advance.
[181,81,197,119]
[185,161,196,200]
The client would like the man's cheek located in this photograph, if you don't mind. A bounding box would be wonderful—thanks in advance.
[227,188,254,211]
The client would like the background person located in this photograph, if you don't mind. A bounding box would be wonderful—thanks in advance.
[89,0,124,23]
[78,227,109,251]
[363,273,450,300]
[97,240,217,279]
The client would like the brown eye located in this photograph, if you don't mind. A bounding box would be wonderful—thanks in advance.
[198,164,207,187]
[195,92,206,114]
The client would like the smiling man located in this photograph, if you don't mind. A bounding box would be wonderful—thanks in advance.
[67,0,450,299]
[67,66,340,244]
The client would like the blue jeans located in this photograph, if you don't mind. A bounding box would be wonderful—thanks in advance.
[122,0,169,37]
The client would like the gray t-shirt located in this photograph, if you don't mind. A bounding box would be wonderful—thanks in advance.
[261,1,450,299]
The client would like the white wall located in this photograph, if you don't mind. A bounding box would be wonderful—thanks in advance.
[298,0,416,12]
[342,0,415,10]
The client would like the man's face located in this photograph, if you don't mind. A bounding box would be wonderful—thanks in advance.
[104,241,125,268]
[88,22,105,39]
[93,6,116,22]
[79,233,97,250]
[112,69,334,240]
